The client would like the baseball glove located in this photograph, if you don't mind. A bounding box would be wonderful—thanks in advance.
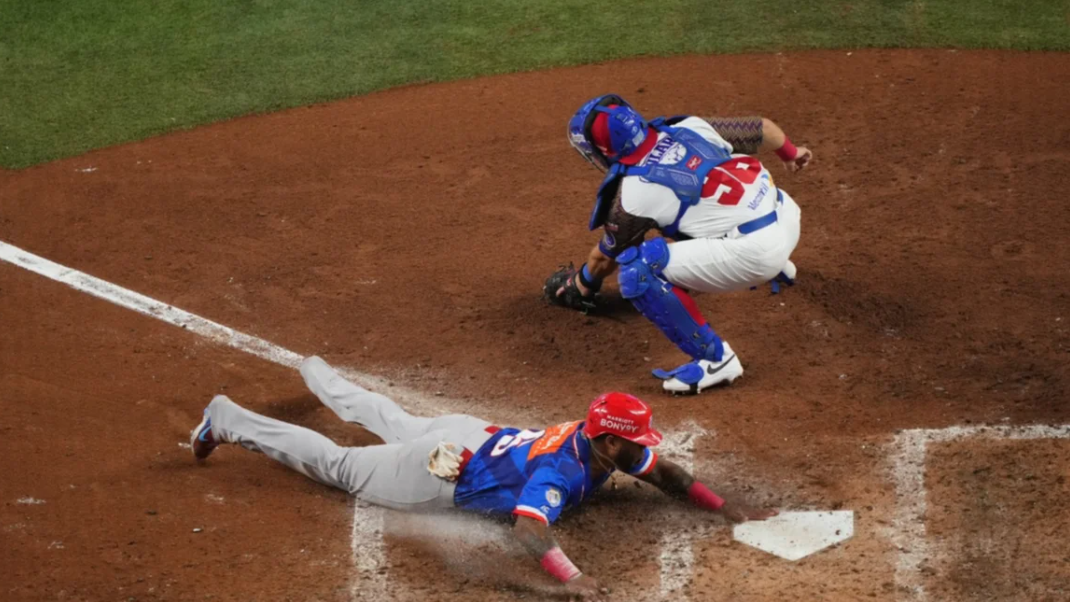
[543,263,598,313]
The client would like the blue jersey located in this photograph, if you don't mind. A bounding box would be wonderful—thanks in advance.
[454,421,658,524]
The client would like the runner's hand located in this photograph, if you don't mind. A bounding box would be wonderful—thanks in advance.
[565,574,606,600]
[721,502,779,524]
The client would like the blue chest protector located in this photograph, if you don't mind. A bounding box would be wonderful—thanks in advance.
[588,117,735,238]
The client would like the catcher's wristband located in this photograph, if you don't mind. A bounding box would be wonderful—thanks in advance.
[775,138,799,162]
[541,546,582,583]
[688,481,726,511]
[578,264,603,292]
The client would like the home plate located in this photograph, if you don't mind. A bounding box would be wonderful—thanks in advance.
[732,511,854,561]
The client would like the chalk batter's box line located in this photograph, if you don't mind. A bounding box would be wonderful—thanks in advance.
[1,239,710,602]
[890,424,1070,602]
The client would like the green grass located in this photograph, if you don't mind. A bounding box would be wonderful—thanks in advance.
[1,0,1067,168]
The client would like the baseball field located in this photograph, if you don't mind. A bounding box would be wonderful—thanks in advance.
[2,2,1069,601]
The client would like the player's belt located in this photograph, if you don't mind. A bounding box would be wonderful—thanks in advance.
[736,189,784,235]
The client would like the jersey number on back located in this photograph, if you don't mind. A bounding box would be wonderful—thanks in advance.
[490,429,545,457]
[702,157,762,206]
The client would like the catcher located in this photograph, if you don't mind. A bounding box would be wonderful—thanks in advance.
[191,356,776,600]
[545,94,812,394]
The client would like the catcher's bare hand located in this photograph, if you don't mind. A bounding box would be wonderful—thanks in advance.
[783,147,812,173]
[565,574,606,600]
[544,264,598,313]
[720,502,779,524]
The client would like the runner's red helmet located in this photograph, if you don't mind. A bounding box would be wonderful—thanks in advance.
[582,392,663,447]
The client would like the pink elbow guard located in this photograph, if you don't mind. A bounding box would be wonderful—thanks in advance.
[541,546,581,583]
[688,481,726,511]
[775,138,799,162]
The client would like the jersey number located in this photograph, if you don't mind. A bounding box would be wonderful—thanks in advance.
[490,429,545,457]
[703,157,762,206]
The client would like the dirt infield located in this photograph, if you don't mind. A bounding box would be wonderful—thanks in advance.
[926,437,1070,601]
[2,49,1069,600]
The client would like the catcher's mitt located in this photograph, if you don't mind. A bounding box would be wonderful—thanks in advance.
[543,263,598,313]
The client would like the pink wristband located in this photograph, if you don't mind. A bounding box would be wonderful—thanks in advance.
[775,138,798,162]
[688,481,726,511]
[541,547,581,583]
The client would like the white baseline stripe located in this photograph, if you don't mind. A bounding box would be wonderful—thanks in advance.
[0,240,305,369]
[890,424,1070,601]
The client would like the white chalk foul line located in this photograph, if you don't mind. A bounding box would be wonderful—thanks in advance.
[889,424,1070,601]
[0,240,305,370]
[1,240,399,600]
[2,238,714,600]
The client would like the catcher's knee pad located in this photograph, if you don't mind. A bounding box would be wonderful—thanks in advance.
[617,239,724,362]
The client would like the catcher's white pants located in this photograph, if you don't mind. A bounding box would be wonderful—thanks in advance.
[662,190,801,293]
[207,357,495,512]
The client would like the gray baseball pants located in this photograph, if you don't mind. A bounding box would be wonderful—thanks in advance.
[207,356,495,512]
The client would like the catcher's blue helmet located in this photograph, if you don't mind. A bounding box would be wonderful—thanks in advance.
[568,94,649,171]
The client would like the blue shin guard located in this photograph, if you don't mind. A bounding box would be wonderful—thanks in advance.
[617,238,725,366]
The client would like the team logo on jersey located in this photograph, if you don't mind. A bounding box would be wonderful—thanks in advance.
[602,232,616,248]
[686,156,703,171]
[647,138,687,166]
[546,488,562,508]
[660,143,687,166]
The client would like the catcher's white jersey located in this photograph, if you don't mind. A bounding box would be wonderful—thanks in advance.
[619,117,781,240]
[606,116,802,294]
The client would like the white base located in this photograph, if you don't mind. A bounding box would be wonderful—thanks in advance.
[732,510,854,561]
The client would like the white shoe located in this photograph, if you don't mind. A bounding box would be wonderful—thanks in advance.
[781,259,797,282]
[751,260,796,294]
[657,343,744,394]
